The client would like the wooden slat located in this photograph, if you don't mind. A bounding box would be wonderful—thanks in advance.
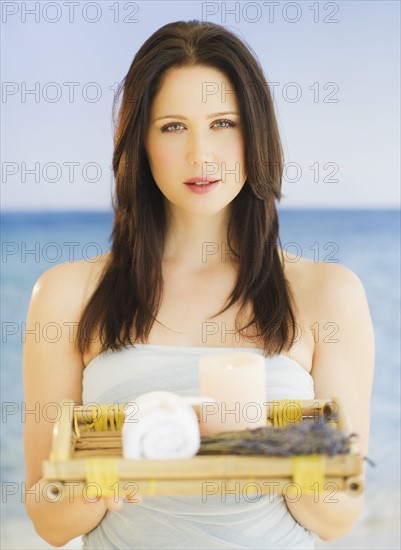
[73,399,332,423]
[43,476,356,499]
[43,453,361,481]
[49,400,75,461]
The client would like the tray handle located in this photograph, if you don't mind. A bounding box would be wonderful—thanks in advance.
[49,399,75,461]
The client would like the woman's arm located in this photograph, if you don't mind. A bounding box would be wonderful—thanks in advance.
[285,262,375,542]
[23,261,127,547]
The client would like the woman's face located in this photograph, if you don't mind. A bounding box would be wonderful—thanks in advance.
[145,65,247,217]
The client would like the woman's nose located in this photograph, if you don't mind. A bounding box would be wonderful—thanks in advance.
[186,131,214,167]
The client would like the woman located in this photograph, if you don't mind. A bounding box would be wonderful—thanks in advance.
[23,20,374,549]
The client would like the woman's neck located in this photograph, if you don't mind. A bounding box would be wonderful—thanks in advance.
[162,207,236,271]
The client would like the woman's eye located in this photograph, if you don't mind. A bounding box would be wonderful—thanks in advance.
[214,119,236,128]
[161,119,236,133]
[161,123,184,132]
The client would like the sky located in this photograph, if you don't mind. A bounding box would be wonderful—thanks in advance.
[1,0,400,210]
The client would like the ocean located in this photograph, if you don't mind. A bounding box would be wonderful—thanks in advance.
[1,209,400,549]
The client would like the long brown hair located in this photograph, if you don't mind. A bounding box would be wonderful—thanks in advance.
[76,20,297,358]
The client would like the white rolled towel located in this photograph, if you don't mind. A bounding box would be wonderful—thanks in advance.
[122,391,203,460]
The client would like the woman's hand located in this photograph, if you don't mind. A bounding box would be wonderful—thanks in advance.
[87,494,143,512]
[115,495,143,509]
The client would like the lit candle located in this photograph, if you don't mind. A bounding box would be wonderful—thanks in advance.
[198,352,266,436]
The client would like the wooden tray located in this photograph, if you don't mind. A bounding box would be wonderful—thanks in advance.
[42,398,364,500]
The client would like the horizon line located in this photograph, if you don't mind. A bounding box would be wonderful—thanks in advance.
[1,206,400,214]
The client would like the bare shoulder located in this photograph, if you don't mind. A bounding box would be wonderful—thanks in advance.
[31,252,110,316]
[279,254,371,371]
[283,254,367,317]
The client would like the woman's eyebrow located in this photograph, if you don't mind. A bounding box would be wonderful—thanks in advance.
[152,111,240,123]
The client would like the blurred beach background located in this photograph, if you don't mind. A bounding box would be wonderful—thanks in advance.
[1,0,400,548]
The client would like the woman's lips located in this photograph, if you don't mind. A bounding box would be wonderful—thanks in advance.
[183,180,220,194]
[184,177,219,184]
